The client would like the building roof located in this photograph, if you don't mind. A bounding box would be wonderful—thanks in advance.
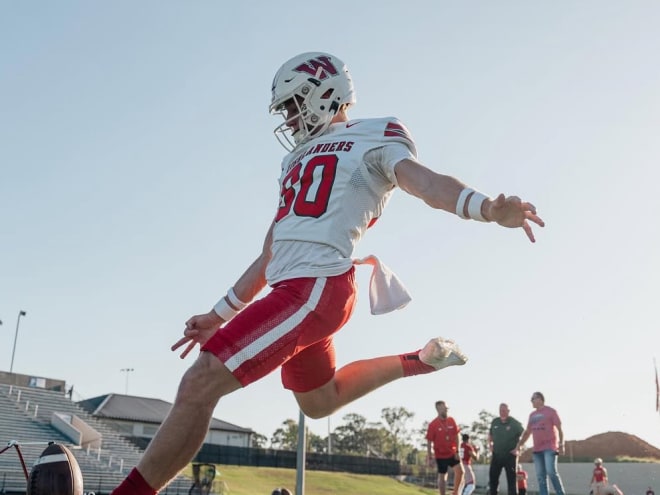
[78,394,252,433]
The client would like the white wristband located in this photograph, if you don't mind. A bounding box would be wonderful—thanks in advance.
[213,297,239,321]
[214,287,250,321]
[467,191,490,222]
[455,188,474,219]
[227,287,248,310]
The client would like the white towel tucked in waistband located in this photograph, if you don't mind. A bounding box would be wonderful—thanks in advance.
[353,255,412,315]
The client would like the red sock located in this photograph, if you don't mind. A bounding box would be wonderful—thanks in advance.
[400,350,436,377]
[111,468,157,495]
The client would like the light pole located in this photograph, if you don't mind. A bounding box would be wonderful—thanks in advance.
[295,409,306,495]
[9,310,27,374]
[120,368,134,394]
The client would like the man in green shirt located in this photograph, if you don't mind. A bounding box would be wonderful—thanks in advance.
[489,403,524,495]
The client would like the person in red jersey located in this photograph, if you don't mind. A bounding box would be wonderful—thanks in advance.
[460,433,479,495]
[590,458,609,495]
[427,401,464,495]
[111,52,544,495]
[516,462,528,495]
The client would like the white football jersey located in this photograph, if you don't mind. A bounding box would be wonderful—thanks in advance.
[266,117,417,284]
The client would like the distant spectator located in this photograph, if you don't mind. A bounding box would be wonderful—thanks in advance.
[489,403,524,495]
[271,489,292,495]
[590,458,608,495]
[460,433,478,495]
[427,400,464,495]
[646,487,654,495]
[515,392,566,495]
[516,462,528,495]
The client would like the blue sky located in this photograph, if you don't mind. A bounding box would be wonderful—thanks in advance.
[2,1,659,450]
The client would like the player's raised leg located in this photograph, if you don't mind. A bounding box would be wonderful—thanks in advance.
[295,337,466,418]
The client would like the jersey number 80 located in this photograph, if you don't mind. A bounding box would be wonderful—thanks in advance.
[275,155,338,221]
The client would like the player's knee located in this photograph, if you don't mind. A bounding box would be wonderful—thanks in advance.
[176,368,212,407]
[176,354,227,407]
[299,403,331,419]
[297,395,336,418]
[294,379,338,418]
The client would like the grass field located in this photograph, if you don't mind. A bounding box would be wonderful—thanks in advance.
[182,465,438,495]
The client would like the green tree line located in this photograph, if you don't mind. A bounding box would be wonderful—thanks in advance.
[250,407,497,465]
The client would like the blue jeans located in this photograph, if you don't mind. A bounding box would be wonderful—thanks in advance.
[532,450,565,495]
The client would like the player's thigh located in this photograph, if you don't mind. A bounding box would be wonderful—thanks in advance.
[202,270,355,388]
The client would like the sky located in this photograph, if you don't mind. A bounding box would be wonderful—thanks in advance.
[2,1,660,451]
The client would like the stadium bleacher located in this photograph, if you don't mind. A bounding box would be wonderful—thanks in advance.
[0,384,190,494]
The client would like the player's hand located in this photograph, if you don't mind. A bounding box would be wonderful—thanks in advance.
[485,194,545,243]
[171,310,224,359]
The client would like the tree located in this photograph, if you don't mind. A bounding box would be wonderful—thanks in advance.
[465,409,496,462]
[381,406,415,461]
[271,418,299,450]
[363,424,388,458]
[270,418,325,452]
[333,413,367,454]
[251,432,268,448]
[332,413,387,456]
[307,433,327,453]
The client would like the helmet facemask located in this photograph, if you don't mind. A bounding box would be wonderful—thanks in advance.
[271,85,340,151]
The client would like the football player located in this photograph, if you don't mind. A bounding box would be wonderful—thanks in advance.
[111,52,544,495]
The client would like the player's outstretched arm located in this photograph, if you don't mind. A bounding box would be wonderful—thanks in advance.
[394,159,544,242]
[172,220,274,358]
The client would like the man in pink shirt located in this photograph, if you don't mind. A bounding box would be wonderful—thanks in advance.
[515,392,566,495]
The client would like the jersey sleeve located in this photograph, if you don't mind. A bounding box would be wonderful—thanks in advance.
[362,117,418,187]
[363,142,414,187]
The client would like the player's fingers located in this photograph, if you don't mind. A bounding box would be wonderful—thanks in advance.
[522,221,536,243]
[179,341,197,359]
[171,335,191,351]
[526,211,545,227]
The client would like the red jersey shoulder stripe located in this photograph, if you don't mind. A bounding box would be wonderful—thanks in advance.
[384,121,413,142]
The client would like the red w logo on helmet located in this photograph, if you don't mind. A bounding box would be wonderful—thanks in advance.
[293,56,339,80]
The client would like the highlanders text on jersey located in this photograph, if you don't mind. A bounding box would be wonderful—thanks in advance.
[265,117,417,285]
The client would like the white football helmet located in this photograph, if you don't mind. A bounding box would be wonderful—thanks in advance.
[269,52,356,151]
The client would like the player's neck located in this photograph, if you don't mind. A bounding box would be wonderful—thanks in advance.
[331,110,349,124]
